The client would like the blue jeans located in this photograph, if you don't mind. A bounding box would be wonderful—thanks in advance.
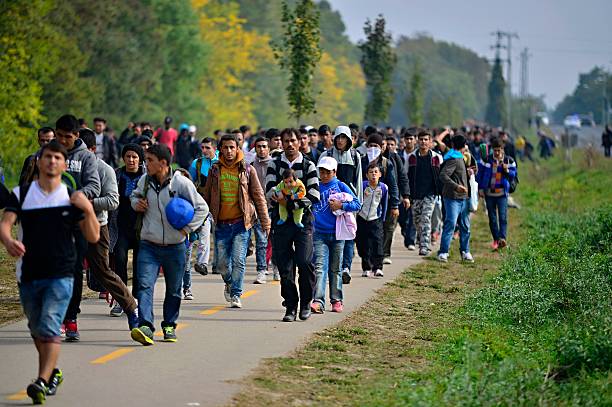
[341,239,354,272]
[19,277,74,341]
[253,220,268,272]
[313,232,344,308]
[485,195,508,241]
[215,221,251,297]
[183,241,193,290]
[439,198,471,254]
[136,241,186,330]
[400,206,416,247]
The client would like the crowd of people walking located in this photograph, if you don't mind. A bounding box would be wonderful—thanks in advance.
[0,114,520,404]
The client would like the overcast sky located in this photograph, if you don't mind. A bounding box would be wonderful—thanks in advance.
[328,0,612,109]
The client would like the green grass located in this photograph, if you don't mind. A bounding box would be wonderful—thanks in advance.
[233,151,612,406]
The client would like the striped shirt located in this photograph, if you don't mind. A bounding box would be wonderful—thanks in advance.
[265,153,320,219]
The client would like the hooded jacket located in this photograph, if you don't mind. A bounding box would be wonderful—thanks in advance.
[130,170,208,245]
[93,157,119,226]
[203,149,270,231]
[189,151,219,194]
[439,149,468,200]
[66,138,101,199]
[407,149,443,198]
[312,177,361,235]
[321,132,363,202]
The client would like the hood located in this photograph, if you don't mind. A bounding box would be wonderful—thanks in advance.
[255,154,272,164]
[219,148,245,169]
[444,149,464,161]
[68,138,87,156]
[333,133,352,152]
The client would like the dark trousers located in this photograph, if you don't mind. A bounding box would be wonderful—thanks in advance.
[65,230,87,321]
[87,225,137,313]
[272,221,315,311]
[356,217,384,270]
[383,209,398,258]
[113,231,140,296]
[605,145,611,157]
[399,205,416,247]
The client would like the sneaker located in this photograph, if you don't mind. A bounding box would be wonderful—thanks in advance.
[230,296,242,308]
[383,257,392,265]
[46,368,63,396]
[224,283,231,302]
[419,248,430,256]
[491,240,499,250]
[362,270,371,277]
[374,269,384,277]
[183,288,193,300]
[254,271,267,284]
[310,302,324,314]
[461,252,475,263]
[27,378,48,405]
[211,266,221,275]
[273,270,281,281]
[498,238,507,249]
[437,253,449,263]
[407,244,416,251]
[109,303,123,317]
[130,326,154,346]
[194,263,208,276]
[64,320,79,342]
[162,325,177,342]
[127,310,139,330]
[331,302,343,313]
[341,268,351,284]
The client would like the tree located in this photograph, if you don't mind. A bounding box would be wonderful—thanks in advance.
[359,15,396,125]
[273,0,322,124]
[485,57,507,127]
[407,60,424,125]
[554,67,612,124]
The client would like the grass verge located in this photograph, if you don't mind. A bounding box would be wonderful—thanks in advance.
[232,152,612,406]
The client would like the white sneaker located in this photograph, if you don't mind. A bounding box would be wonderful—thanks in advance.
[437,253,449,263]
[374,269,384,277]
[272,264,281,281]
[362,270,371,277]
[109,303,123,317]
[230,296,242,308]
[224,284,231,302]
[383,257,392,265]
[407,244,416,251]
[461,252,475,263]
[254,271,266,284]
[183,288,193,300]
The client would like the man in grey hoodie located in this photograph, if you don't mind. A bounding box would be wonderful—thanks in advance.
[130,144,208,345]
[55,114,101,341]
[320,126,363,284]
[79,130,139,329]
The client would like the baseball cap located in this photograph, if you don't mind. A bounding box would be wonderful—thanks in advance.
[188,125,197,133]
[317,156,338,171]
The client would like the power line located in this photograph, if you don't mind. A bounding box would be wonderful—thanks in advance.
[491,30,518,128]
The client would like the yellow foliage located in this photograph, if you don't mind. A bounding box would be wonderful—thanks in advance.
[192,0,273,133]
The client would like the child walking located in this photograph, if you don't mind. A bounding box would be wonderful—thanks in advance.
[356,164,388,277]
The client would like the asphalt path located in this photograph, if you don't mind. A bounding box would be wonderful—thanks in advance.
[0,229,424,407]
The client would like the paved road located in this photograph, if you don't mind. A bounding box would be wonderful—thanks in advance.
[0,229,423,407]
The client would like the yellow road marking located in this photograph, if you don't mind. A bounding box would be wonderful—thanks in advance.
[90,348,134,364]
[270,281,280,286]
[154,322,188,337]
[6,390,27,400]
[242,289,258,298]
[200,305,225,315]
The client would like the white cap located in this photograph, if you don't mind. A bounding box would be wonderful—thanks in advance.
[317,156,338,171]
[188,125,197,133]
[334,125,351,138]
[304,125,314,132]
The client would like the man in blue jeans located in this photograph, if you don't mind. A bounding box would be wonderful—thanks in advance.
[0,140,100,404]
[311,157,361,313]
[437,134,475,263]
[202,134,270,308]
[477,137,517,250]
[130,144,208,345]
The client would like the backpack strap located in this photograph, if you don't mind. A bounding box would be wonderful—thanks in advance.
[134,175,150,240]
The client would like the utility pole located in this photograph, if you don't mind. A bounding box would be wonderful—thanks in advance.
[491,30,518,130]
[519,47,531,99]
